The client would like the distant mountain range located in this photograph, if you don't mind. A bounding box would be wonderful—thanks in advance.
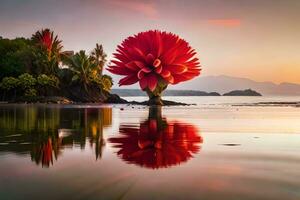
[112,88,262,97]
[168,75,300,96]
[111,89,221,97]
[112,75,300,96]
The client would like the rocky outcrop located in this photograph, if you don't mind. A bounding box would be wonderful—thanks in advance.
[62,83,108,103]
[105,93,191,106]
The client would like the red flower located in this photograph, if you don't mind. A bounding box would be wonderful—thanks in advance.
[109,118,203,169]
[32,29,63,57]
[41,31,53,52]
[107,30,201,91]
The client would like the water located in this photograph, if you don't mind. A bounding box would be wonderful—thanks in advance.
[0,96,300,200]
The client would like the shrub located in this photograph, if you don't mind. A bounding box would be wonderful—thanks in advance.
[18,73,36,90]
[17,73,37,98]
[101,75,113,92]
[0,77,19,91]
[37,74,59,88]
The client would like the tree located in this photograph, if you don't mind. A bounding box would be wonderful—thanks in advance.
[64,50,98,91]
[90,43,107,76]
[0,77,19,100]
[18,73,37,98]
[32,29,63,75]
[37,74,59,96]
[0,37,35,79]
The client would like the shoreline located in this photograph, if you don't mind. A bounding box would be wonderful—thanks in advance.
[0,94,192,106]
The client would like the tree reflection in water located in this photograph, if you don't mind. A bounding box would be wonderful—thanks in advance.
[0,106,112,167]
[109,106,203,169]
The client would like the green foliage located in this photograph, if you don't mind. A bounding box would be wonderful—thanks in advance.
[0,30,63,79]
[63,46,110,92]
[37,74,59,88]
[31,28,63,75]
[64,50,98,91]
[0,77,19,91]
[18,73,37,98]
[100,75,113,92]
[90,43,107,76]
[18,73,36,89]
[0,37,35,79]
[0,28,113,102]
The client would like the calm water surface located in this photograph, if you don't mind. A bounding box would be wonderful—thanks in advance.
[0,96,300,200]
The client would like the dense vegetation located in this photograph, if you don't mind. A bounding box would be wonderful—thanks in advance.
[0,29,113,102]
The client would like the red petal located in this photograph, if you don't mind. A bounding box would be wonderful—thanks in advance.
[139,77,148,90]
[141,67,152,73]
[111,60,125,67]
[153,59,161,68]
[165,75,174,84]
[133,47,145,57]
[160,70,171,78]
[113,53,128,62]
[107,66,132,75]
[155,65,162,74]
[147,74,158,92]
[119,74,139,86]
[165,64,187,74]
[125,61,139,71]
[134,61,146,69]
[154,31,163,57]
[146,53,155,65]
[137,70,145,79]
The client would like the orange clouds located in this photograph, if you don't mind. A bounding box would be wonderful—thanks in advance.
[207,19,241,27]
[109,0,158,19]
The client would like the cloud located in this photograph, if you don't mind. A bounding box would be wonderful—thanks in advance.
[109,0,158,19]
[207,19,241,27]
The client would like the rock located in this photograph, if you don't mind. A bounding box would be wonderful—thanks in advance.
[105,93,191,106]
[105,93,128,104]
[62,83,108,103]
[12,96,72,104]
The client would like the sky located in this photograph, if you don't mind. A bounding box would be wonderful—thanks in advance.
[1,0,300,84]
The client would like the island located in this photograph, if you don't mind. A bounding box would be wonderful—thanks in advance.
[223,89,262,96]
[0,29,115,104]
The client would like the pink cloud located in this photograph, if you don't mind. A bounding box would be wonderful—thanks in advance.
[207,19,241,27]
[109,0,158,19]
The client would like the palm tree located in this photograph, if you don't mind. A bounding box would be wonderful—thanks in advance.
[90,43,107,76]
[65,50,98,91]
[32,28,63,74]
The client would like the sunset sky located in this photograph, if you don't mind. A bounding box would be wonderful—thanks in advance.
[1,0,300,84]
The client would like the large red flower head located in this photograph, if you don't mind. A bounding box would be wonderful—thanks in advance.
[109,118,203,169]
[107,30,201,92]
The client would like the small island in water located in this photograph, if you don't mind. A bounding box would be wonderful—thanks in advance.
[223,89,262,96]
[0,29,114,104]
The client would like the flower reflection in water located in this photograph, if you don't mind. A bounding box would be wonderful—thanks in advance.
[109,107,203,169]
